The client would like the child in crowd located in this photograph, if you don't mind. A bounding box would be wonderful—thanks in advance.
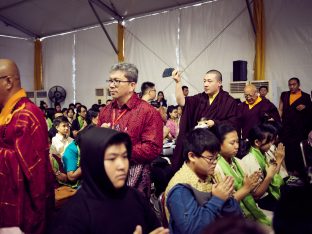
[165,128,241,234]
[50,116,73,186]
[213,124,271,226]
[165,105,179,140]
[242,124,285,211]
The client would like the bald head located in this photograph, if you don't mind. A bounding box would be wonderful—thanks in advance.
[0,59,20,78]
[244,84,259,105]
[0,59,21,108]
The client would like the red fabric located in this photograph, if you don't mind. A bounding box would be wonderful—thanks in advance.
[98,94,163,164]
[0,98,54,234]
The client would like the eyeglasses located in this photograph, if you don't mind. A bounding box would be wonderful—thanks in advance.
[106,79,132,86]
[198,154,219,163]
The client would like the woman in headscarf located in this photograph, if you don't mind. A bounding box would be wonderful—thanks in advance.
[48,127,167,234]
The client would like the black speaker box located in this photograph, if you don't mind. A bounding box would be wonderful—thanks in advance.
[233,60,247,81]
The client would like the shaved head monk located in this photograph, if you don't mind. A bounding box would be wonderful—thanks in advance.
[238,84,281,139]
[171,69,239,172]
[0,59,54,234]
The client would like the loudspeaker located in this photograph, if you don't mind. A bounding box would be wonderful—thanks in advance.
[233,60,247,81]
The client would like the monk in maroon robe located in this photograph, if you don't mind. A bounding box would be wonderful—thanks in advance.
[239,84,281,139]
[171,69,238,171]
[279,77,312,175]
[0,59,54,234]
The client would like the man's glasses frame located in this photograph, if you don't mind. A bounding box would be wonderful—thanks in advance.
[197,153,219,163]
[106,79,132,86]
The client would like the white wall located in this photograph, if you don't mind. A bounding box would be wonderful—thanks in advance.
[2,0,311,109]
[0,36,34,91]
[42,23,118,108]
[265,0,312,97]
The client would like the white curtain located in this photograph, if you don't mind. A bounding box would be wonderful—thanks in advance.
[124,10,179,105]
[75,23,118,108]
[124,0,255,105]
[265,0,312,96]
[179,0,255,93]
[0,36,34,91]
[42,34,75,107]
[42,23,118,108]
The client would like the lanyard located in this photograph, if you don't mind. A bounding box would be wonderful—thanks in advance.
[111,108,127,129]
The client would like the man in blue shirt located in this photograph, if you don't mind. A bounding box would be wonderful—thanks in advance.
[164,128,241,234]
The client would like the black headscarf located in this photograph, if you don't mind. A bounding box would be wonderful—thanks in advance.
[79,127,132,199]
[48,127,160,234]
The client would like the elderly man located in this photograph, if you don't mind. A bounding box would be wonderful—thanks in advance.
[171,69,238,171]
[238,84,280,139]
[0,59,54,234]
[279,78,312,176]
[98,63,163,198]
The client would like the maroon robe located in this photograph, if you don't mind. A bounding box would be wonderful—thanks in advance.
[238,98,281,139]
[0,97,54,234]
[280,91,312,173]
[171,90,239,171]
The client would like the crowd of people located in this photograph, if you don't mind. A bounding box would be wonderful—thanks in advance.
[1,58,312,234]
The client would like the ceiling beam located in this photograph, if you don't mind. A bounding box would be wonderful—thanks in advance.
[0,15,39,38]
[88,0,122,22]
[0,0,28,11]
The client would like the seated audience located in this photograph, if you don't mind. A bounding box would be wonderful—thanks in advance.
[157,91,167,107]
[55,102,62,113]
[165,105,179,140]
[242,124,285,211]
[67,107,75,125]
[165,128,242,234]
[50,116,73,186]
[86,109,99,126]
[213,124,271,226]
[72,105,87,138]
[48,127,168,234]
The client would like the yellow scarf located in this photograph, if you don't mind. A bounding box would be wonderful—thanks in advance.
[0,89,26,126]
[246,96,262,109]
[164,163,221,221]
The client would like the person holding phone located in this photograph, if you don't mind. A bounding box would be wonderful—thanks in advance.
[171,69,239,172]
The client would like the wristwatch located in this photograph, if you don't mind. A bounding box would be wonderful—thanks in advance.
[55,170,61,176]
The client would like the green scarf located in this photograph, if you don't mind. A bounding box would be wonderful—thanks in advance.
[218,155,271,225]
[250,147,284,200]
[78,116,84,129]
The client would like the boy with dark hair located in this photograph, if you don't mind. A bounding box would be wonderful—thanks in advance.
[50,116,73,185]
[164,128,241,234]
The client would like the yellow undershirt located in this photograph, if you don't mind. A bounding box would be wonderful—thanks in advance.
[246,96,262,110]
[289,90,302,105]
[209,91,219,104]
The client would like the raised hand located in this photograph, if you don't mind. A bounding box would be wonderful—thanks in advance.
[172,69,181,83]
[275,143,285,165]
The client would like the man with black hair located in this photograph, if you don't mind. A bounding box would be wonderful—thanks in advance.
[98,63,163,198]
[171,69,239,171]
[182,85,189,97]
[259,86,268,99]
[141,81,157,103]
[164,128,241,234]
[279,77,312,176]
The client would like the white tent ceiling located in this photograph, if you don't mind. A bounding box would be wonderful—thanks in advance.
[0,0,208,38]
